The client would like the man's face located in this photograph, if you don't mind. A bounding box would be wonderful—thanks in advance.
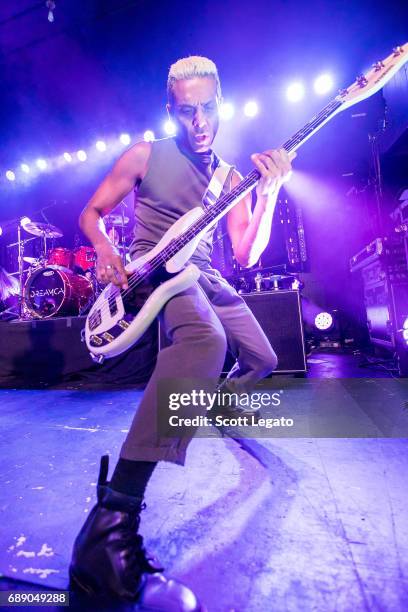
[167,76,220,153]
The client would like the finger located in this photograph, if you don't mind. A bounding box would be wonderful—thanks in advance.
[251,153,276,178]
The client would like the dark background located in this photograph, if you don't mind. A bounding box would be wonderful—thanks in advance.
[1,0,407,319]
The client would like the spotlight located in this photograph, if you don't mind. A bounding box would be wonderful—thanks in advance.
[20,216,31,227]
[314,73,334,95]
[286,82,305,103]
[403,317,408,345]
[163,120,176,136]
[77,150,87,162]
[143,130,155,142]
[219,102,235,120]
[0,226,2,237]
[96,140,107,152]
[21,163,30,173]
[243,100,259,118]
[120,133,131,145]
[6,170,15,181]
[63,152,72,162]
[314,312,334,331]
[36,159,47,170]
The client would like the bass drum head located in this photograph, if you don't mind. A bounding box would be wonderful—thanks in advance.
[24,266,93,319]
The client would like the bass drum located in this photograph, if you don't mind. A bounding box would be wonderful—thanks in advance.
[24,266,93,319]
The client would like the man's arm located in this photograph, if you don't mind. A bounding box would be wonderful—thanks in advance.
[79,142,151,288]
[226,148,294,268]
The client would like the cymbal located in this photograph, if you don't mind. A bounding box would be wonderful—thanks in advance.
[23,256,40,265]
[104,214,130,226]
[23,221,63,238]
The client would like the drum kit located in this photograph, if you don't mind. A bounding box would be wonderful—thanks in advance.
[4,209,131,321]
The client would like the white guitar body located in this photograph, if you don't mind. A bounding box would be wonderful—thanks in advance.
[85,43,408,362]
[85,208,205,360]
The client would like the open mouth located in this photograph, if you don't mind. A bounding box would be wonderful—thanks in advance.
[194,134,209,143]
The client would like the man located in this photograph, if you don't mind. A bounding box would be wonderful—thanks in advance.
[70,56,294,609]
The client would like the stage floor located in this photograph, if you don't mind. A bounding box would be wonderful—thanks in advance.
[1,351,407,611]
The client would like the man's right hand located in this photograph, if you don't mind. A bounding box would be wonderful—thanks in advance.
[95,244,129,289]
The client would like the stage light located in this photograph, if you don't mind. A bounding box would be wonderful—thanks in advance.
[314,312,334,331]
[286,82,305,103]
[5,170,15,181]
[36,159,47,170]
[219,102,235,120]
[243,100,259,118]
[163,120,176,136]
[120,133,131,145]
[77,150,87,162]
[314,73,334,95]
[20,217,31,227]
[0,226,2,237]
[143,130,155,142]
[21,163,30,173]
[96,140,107,152]
[403,317,408,345]
[63,152,72,162]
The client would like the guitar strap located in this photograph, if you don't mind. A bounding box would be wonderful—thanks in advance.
[202,158,234,211]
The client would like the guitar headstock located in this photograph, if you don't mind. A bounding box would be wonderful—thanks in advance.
[336,43,408,109]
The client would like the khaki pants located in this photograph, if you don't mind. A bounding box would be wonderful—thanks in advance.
[120,269,277,465]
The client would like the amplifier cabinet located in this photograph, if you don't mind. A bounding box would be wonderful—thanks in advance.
[237,290,307,374]
[159,289,307,374]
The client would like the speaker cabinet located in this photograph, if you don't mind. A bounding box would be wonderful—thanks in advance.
[231,290,307,374]
[159,289,307,374]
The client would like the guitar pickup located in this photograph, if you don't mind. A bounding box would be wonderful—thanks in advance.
[118,319,129,330]
[108,296,118,316]
[89,310,102,331]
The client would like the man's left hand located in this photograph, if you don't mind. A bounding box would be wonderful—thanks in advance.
[251,148,296,199]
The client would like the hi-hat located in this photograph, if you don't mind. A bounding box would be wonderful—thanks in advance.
[104,214,129,226]
[23,221,63,238]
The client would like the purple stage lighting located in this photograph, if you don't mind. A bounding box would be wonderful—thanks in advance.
[77,150,87,162]
[314,74,334,95]
[219,102,235,120]
[120,133,131,145]
[6,170,15,181]
[314,312,334,331]
[286,82,305,103]
[243,101,259,118]
[36,159,47,170]
[96,140,107,152]
[20,164,30,174]
[63,152,72,162]
[143,130,155,142]
[403,318,408,345]
[163,120,176,136]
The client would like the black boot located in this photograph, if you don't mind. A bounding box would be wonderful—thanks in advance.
[69,455,202,611]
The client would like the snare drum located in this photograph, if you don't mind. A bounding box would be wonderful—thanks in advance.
[24,266,93,319]
[73,246,96,272]
[46,247,73,269]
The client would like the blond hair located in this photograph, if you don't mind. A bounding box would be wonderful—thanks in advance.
[167,55,221,101]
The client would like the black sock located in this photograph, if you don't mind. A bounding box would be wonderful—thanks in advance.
[110,458,157,499]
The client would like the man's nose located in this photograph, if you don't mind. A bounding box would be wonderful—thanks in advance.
[193,106,206,128]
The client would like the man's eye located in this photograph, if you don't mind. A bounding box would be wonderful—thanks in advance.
[180,107,194,116]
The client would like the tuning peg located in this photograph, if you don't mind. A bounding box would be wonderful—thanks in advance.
[393,46,402,56]
[338,87,349,97]
[356,75,368,87]
[373,60,385,71]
